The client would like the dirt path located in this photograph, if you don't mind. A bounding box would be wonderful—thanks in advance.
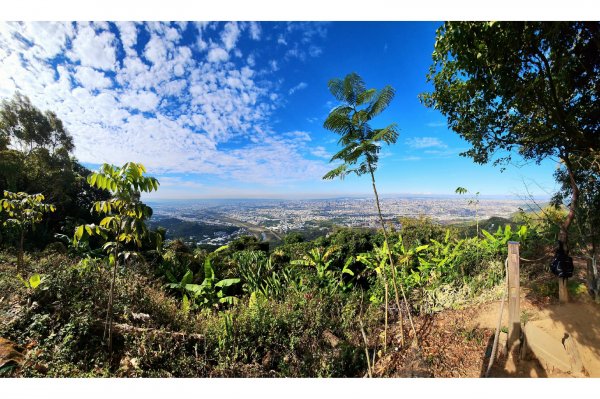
[456,286,600,377]
[373,284,600,378]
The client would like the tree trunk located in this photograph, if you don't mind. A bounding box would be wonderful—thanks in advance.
[588,253,599,302]
[559,155,580,254]
[105,242,119,354]
[555,155,579,304]
[368,164,418,347]
[17,229,24,273]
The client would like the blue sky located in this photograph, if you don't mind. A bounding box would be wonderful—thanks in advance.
[0,21,558,199]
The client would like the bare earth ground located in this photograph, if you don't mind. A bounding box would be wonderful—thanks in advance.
[374,258,600,378]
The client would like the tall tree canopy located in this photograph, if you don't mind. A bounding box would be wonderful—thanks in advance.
[322,73,398,180]
[0,93,108,247]
[0,92,74,154]
[421,21,600,247]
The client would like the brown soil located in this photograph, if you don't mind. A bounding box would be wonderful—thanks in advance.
[372,259,600,378]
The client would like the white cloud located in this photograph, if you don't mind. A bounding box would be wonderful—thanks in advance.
[248,22,261,40]
[207,47,229,63]
[6,22,74,60]
[74,66,112,90]
[406,137,448,149]
[289,82,307,95]
[401,156,422,161]
[308,46,323,57]
[120,90,160,112]
[221,22,240,51]
[115,22,137,55]
[144,34,168,65]
[0,21,331,188]
[69,23,117,70]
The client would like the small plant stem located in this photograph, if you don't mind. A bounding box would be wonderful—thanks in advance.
[359,318,372,378]
[384,280,388,351]
[359,292,372,378]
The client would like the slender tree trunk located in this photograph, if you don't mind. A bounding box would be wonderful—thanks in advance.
[105,240,119,354]
[18,229,24,273]
[368,164,418,347]
[559,155,580,253]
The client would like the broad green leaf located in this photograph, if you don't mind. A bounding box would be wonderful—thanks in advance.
[29,273,42,289]
[181,269,194,286]
[215,278,241,288]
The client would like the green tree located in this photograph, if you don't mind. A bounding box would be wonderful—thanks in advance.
[0,93,109,245]
[283,231,304,245]
[0,92,73,154]
[0,191,55,272]
[421,22,600,251]
[553,158,600,298]
[322,72,416,348]
[73,162,159,352]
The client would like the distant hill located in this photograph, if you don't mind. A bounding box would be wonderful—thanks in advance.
[453,216,518,237]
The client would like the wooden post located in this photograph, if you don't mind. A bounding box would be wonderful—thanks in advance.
[507,242,521,350]
[558,278,569,304]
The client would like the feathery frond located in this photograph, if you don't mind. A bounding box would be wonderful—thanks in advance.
[322,73,398,181]
[323,164,350,180]
[373,124,399,144]
[367,86,395,119]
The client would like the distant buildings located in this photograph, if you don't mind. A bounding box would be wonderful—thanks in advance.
[151,197,523,245]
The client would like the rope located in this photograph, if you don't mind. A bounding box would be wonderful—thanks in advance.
[485,257,509,378]
[519,255,550,262]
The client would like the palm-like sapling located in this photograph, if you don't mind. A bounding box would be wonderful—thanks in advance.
[322,73,417,349]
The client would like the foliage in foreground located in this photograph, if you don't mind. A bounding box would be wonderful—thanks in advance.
[0,215,536,377]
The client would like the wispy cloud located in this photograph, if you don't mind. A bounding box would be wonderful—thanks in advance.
[426,121,447,128]
[405,136,448,149]
[310,146,331,159]
[289,82,307,95]
[423,148,462,158]
[400,156,422,161]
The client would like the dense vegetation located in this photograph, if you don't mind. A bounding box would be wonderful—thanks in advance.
[1,21,599,378]
[1,206,545,377]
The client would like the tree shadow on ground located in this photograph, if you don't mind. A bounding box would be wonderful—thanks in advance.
[479,333,548,377]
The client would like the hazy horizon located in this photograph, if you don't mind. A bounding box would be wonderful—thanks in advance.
[144,192,551,202]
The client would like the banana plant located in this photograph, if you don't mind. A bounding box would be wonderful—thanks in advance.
[184,256,240,309]
[423,229,465,283]
[291,246,339,283]
[480,224,522,254]
[166,268,195,311]
[170,245,240,311]
[356,241,389,277]
[392,236,429,289]
[393,234,430,264]
[357,241,393,303]
[17,273,44,290]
